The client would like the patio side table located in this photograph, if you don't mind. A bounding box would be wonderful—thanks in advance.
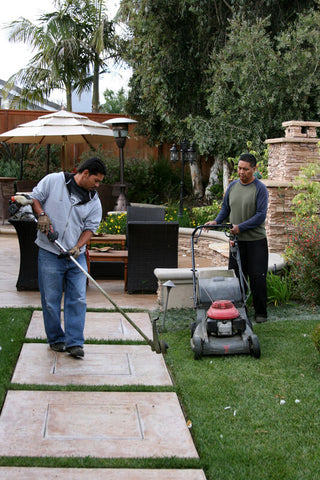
[9,218,39,291]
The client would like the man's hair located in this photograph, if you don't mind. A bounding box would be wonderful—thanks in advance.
[238,153,257,168]
[77,157,107,176]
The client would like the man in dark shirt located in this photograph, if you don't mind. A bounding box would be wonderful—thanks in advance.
[206,153,269,323]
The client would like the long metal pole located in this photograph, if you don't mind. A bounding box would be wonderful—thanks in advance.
[115,137,128,211]
[178,150,185,218]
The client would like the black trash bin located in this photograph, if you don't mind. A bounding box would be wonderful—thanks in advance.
[9,218,39,291]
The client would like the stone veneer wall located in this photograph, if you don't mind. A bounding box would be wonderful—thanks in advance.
[264,121,320,253]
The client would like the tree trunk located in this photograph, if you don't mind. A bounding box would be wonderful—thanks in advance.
[66,83,72,112]
[189,159,203,198]
[92,61,100,113]
[223,160,230,191]
[205,157,223,200]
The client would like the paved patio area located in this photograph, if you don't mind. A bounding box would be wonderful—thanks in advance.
[0,227,159,310]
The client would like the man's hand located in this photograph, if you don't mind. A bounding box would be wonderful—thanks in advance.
[68,246,80,259]
[230,224,240,235]
[204,220,217,231]
[37,213,51,234]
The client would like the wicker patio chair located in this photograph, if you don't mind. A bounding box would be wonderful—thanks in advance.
[127,220,179,293]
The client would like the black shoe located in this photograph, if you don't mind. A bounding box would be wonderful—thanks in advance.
[50,342,66,352]
[66,346,84,358]
[255,315,268,323]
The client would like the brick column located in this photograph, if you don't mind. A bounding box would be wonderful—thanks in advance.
[265,121,320,253]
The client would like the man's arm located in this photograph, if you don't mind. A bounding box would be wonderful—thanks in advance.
[31,198,45,216]
[76,230,94,249]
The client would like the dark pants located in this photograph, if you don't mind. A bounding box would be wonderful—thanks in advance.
[229,237,268,317]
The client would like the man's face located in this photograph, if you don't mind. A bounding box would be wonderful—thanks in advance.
[237,160,256,184]
[81,170,104,191]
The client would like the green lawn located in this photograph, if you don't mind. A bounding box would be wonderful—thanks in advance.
[0,305,319,479]
[162,304,320,480]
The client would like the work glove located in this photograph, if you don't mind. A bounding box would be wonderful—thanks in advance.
[37,213,51,234]
[68,246,80,259]
[12,195,33,206]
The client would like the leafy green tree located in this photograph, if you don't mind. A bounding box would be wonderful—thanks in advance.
[119,0,231,144]
[190,16,281,158]
[4,0,118,111]
[100,87,128,113]
[119,0,316,144]
[190,8,320,160]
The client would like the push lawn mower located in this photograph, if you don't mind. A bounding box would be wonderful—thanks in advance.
[190,224,261,360]
[8,195,168,355]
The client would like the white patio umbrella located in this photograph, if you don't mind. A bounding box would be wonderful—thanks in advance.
[0,109,114,171]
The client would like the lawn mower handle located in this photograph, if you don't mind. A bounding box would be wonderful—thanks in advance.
[191,223,234,309]
[191,223,233,241]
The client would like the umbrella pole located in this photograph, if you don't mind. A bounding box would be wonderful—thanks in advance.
[19,144,24,180]
[46,145,50,174]
[61,141,66,171]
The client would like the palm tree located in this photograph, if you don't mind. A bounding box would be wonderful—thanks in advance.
[83,0,118,112]
[3,0,118,112]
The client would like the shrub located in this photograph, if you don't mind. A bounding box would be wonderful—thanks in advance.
[266,270,293,306]
[0,143,28,178]
[96,212,127,235]
[285,219,320,304]
[23,145,62,179]
[125,157,184,204]
[0,143,62,180]
[81,150,186,205]
[291,163,320,219]
[191,202,222,226]
[165,205,196,228]
[311,324,320,353]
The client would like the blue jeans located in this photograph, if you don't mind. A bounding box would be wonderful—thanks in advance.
[38,247,87,347]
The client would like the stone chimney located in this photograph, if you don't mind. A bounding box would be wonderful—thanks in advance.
[263,120,320,253]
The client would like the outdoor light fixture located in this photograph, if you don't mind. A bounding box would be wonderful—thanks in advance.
[170,139,196,217]
[103,117,138,211]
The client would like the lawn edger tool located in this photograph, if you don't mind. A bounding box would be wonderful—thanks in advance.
[9,195,168,355]
[190,224,261,360]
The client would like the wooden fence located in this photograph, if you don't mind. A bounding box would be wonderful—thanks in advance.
[0,109,213,180]
[0,109,168,171]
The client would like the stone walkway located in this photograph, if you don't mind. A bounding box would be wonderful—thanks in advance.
[0,310,206,477]
[0,225,206,477]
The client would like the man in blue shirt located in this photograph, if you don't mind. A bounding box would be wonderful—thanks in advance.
[30,157,107,357]
[206,153,269,323]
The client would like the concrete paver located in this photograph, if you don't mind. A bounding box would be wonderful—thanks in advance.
[0,467,207,479]
[12,343,173,386]
[0,391,199,458]
[26,310,153,341]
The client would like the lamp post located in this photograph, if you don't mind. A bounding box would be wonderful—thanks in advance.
[103,117,137,211]
[170,139,196,217]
